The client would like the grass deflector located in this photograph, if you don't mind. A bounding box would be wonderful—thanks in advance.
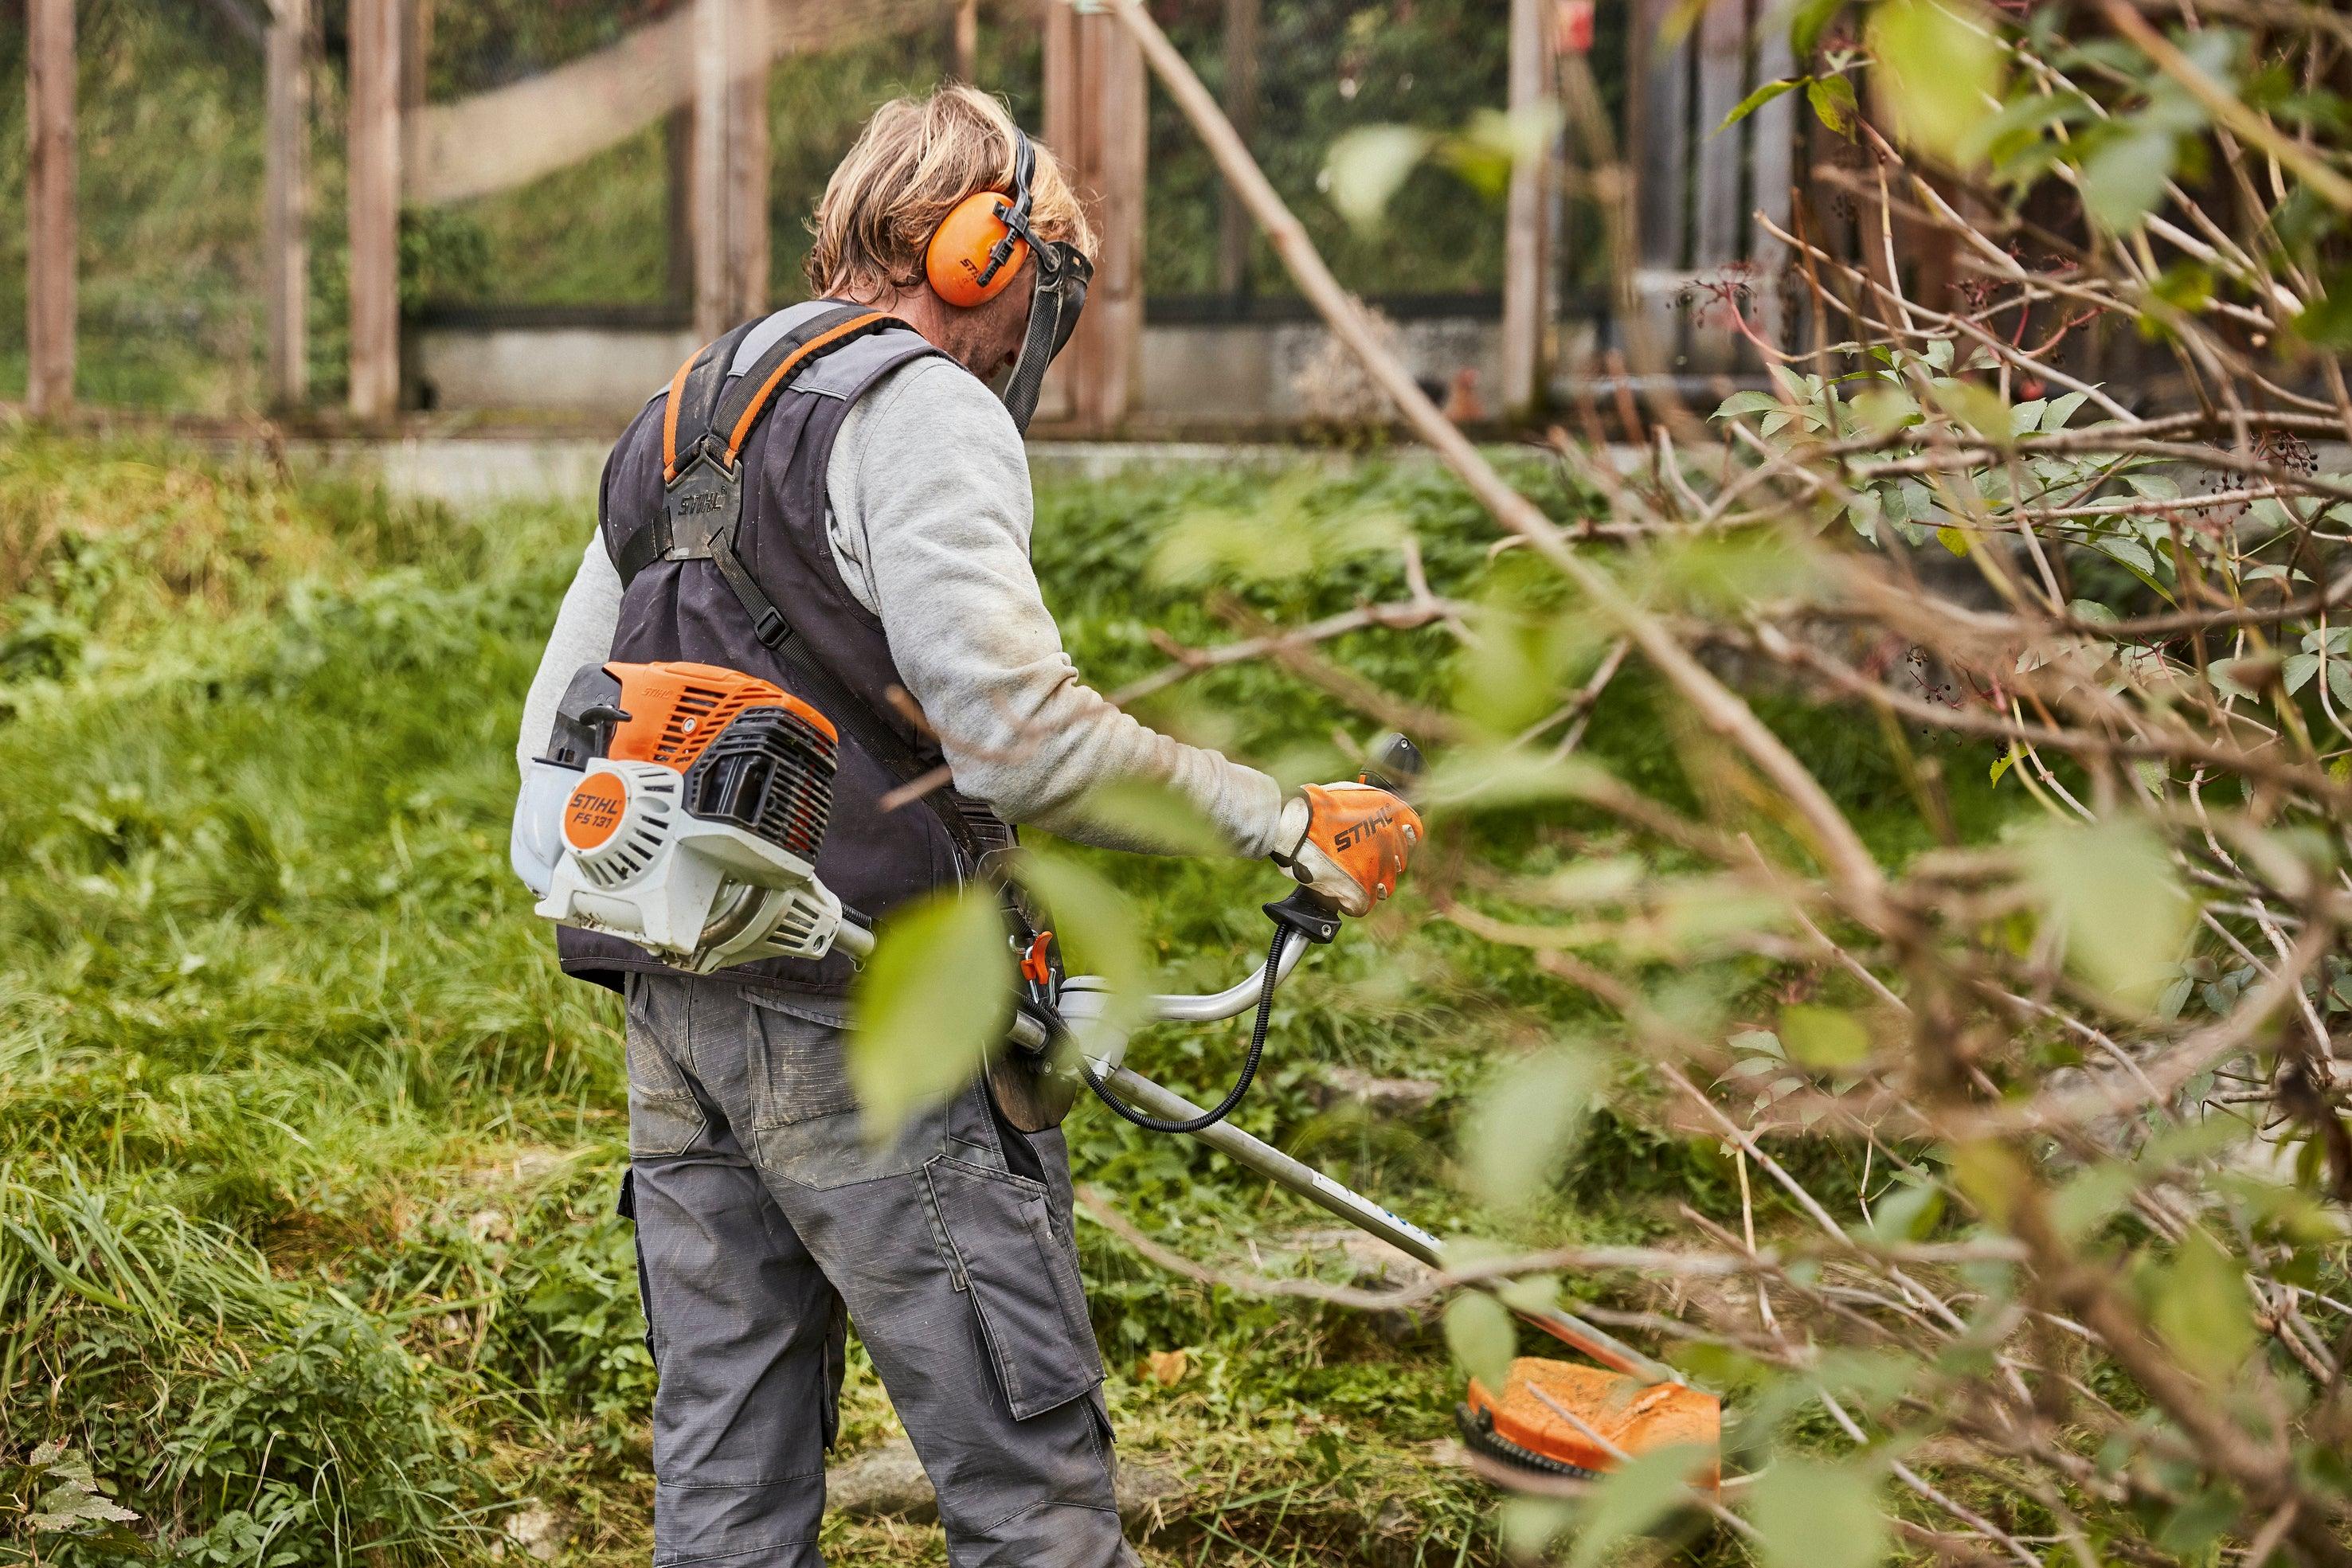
[517,663,1723,1487]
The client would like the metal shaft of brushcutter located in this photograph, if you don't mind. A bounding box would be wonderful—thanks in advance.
[1019,929,1680,1388]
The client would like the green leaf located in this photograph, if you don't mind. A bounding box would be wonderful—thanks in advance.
[2098,537,2158,577]
[1461,1044,1600,1210]
[2051,1162,2137,1242]
[2290,270,2352,347]
[1013,849,1152,1050]
[2041,390,2091,430]
[1719,77,1802,135]
[2082,129,2177,233]
[2150,1231,2256,1381]
[1750,1458,1888,1568]
[1868,0,2006,164]
[1567,1444,1715,1568]
[848,888,1010,1143]
[1715,389,1784,418]
[1781,1004,1871,1069]
[1807,74,1860,138]
[2026,819,2194,1010]
[1324,125,1438,230]
[1423,746,1611,811]
[1790,0,1848,57]
[1442,1291,1516,1391]
[2282,652,2320,694]
[1068,778,1229,855]
[1865,1179,1946,1244]
[1935,524,1971,556]
[1988,743,2021,785]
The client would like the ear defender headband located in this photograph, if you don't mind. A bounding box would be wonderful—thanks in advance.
[921,127,1094,432]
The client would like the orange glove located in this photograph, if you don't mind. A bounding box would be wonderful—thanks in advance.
[1272,782,1424,917]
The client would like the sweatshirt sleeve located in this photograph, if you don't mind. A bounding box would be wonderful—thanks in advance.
[515,531,624,778]
[827,358,1288,858]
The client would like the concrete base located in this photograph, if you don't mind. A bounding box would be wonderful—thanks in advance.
[413,313,1511,432]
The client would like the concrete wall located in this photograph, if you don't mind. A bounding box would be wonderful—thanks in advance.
[412,312,1510,431]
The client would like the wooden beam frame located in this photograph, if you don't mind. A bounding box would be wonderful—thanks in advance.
[348,0,402,419]
[1499,0,1554,418]
[26,0,76,418]
[1215,0,1258,299]
[691,0,771,338]
[405,0,937,209]
[265,0,309,407]
[1042,2,1145,432]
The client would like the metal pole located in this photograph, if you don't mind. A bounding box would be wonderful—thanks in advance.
[1100,1064,1681,1386]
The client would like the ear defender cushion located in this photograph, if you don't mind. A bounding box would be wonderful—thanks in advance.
[926,190,1029,307]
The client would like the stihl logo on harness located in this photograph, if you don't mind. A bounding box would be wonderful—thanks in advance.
[1331,802,1396,852]
[675,489,726,516]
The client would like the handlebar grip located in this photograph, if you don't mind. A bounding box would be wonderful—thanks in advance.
[1357,732,1424,800]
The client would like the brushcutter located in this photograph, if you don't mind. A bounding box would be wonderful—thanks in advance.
[513,659,1721,1486]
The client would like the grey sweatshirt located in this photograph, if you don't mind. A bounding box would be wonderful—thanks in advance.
[515,356,1289,858]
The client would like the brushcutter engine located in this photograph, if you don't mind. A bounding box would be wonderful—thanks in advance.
[511,661,867,974]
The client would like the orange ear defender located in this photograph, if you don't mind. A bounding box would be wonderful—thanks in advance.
[923,127,1039,307]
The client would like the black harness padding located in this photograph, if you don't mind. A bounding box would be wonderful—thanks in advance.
[610,304,997,876]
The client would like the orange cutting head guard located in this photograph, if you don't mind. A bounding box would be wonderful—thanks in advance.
[1462,1359,1721,1488]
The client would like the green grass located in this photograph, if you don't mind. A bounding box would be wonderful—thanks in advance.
[0,428,2027,1564]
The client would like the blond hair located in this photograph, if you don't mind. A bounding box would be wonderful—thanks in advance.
[806,84,1095,299]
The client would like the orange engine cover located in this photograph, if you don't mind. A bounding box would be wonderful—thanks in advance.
[604,661,837,772]
[1466,1358,1720,1488]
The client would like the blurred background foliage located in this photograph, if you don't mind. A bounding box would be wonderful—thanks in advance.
[0,0,1551,411]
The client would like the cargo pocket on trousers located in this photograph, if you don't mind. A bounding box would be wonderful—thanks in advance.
[616,1171,658,1371]
[922,1155,1104,1420]
[624,976,705,1159]
[744,992,859,1129]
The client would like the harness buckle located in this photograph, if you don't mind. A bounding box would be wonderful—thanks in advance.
[662,444,744,561]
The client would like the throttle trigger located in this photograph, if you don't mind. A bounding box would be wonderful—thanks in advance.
[1020,929,1059,987]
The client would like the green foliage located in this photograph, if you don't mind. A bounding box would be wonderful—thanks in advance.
[1866,0,2006,166]
[1748,1457,1888,1568]
[847,887,1011,1140]
[2026,818,2195,1011]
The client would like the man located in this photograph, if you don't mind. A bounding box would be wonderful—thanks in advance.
[515,85,1419,1567]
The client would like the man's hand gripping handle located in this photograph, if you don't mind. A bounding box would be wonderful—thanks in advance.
[1270,735,1426,918]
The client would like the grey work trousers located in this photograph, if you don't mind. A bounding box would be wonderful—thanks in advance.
[620,972,1139,1567]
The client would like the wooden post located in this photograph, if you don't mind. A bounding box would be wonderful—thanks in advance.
[691,0,769,339]
[347,0,401,420]
[1691,0,1744,268]
[1215,0,1258,299]
[265,0,309,407]
[1747,0,1794,346]
[400,0,432,115]
[953,0,980,80]
[1629,0,1688,270]
[1499,0,1552,419]
[727,0,769,323]
[1043,2,1145,432]
[664,108,694,309]
[26,0,76,418]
